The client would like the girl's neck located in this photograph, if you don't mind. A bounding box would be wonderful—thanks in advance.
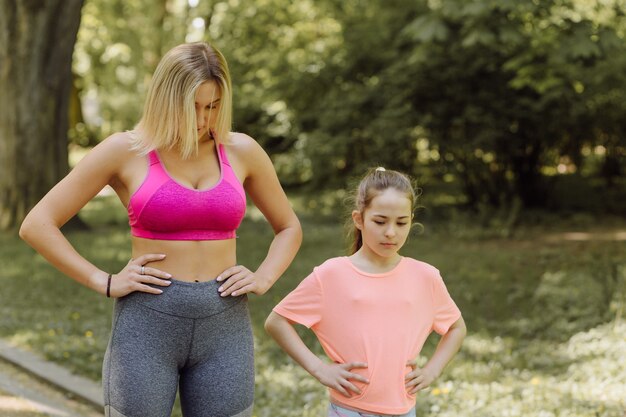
[349,248,402,274]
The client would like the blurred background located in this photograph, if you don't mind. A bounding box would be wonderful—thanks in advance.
[0,0,625,416]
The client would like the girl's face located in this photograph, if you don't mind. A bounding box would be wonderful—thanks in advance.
[353,188,412,261]
[194,81,221,140]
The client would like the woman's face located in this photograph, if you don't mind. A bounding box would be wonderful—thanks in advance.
[194,81,221,141]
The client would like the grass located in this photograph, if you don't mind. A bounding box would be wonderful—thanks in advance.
[1,195,625,416]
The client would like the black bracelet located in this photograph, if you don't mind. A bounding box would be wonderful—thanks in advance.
[106,274,113,298]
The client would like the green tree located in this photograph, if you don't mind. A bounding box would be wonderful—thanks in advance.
[0,0,84,231]
[401,0,626,208]
[73,0,191,139]
[301,0,425,187]
[72,0,626,210]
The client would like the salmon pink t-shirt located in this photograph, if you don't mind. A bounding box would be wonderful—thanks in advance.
[273,256,461,415]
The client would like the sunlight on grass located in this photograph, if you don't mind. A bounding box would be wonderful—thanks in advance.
[462,334,513,357]
[433,322,626,417]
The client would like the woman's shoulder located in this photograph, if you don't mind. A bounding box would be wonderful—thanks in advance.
[78,131,145,177]
[73,131,135,166]
[93,131,138,157]
[223,132,265,159]
[223,132,273,180]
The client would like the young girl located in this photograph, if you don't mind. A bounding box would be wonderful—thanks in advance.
[265,167,466,417]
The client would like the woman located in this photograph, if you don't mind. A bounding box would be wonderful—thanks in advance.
[20,42,302,417]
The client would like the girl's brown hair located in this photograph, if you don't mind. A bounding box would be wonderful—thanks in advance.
[348,168,418,254]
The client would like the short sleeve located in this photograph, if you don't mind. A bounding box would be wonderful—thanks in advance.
[431,270,462,335]
[273,269,324,329]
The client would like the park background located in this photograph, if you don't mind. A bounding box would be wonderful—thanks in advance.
[0,0,625,416]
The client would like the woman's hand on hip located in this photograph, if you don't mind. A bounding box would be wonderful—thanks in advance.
[216,265,271,297]
[106,254,172,298]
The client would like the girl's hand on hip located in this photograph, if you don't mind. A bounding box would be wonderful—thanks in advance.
[107,254,172,298]
[216,265,270,297]
[313,362,369,398]
[405,360,438,394]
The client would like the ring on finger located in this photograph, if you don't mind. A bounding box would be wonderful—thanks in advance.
[141,266,145,275]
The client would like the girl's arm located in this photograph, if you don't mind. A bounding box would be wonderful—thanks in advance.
[265,311,368,397]
[216,134,302,297]
[405,316,467,393]
[19,133,172,297]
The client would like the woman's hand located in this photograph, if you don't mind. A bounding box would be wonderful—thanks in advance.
[312,362,369,398]
[216,265,271,297]
[405,360,438,394]
[102,254,172,298]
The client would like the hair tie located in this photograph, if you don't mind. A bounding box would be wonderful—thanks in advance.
[375,167,386,172]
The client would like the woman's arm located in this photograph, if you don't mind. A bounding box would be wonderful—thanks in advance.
[405,316,467,393]
[217,134,302,297]
[19,133,171,297]
[264,312,368,397]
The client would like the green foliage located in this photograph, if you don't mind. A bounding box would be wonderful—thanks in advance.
[72,0,626,210]
[398,0,626,208]
[74,0,190,136]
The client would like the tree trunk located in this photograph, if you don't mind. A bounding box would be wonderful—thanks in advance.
[0,0,84,231]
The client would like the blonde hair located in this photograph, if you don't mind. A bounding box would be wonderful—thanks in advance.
[348,167,418,254]
[132,42,233,158]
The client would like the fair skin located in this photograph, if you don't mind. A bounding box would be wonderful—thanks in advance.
[265,187,466,411]
[20,80,302,299]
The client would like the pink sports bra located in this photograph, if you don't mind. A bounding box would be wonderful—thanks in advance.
[127,144,246,240]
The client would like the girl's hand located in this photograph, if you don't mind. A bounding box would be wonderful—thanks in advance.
[216,265,271,297]
[106,254,172,298]
[405,360,438,394]
[313,362,369,398]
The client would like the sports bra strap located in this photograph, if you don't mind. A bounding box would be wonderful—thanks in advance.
[218,144,231,166]
[148,150,160,165]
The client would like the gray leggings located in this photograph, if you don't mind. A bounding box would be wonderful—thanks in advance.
[102,278,254,417]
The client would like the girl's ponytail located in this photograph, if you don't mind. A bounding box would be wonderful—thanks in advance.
[351,226,364,254]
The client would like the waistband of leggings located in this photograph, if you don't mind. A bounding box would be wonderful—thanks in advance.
[117,278,247,319]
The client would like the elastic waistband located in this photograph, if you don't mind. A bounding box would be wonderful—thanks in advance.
[117,278,247,319]
[130,226,237,241]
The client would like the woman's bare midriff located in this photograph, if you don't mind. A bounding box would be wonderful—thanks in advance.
[132,237,237,282]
